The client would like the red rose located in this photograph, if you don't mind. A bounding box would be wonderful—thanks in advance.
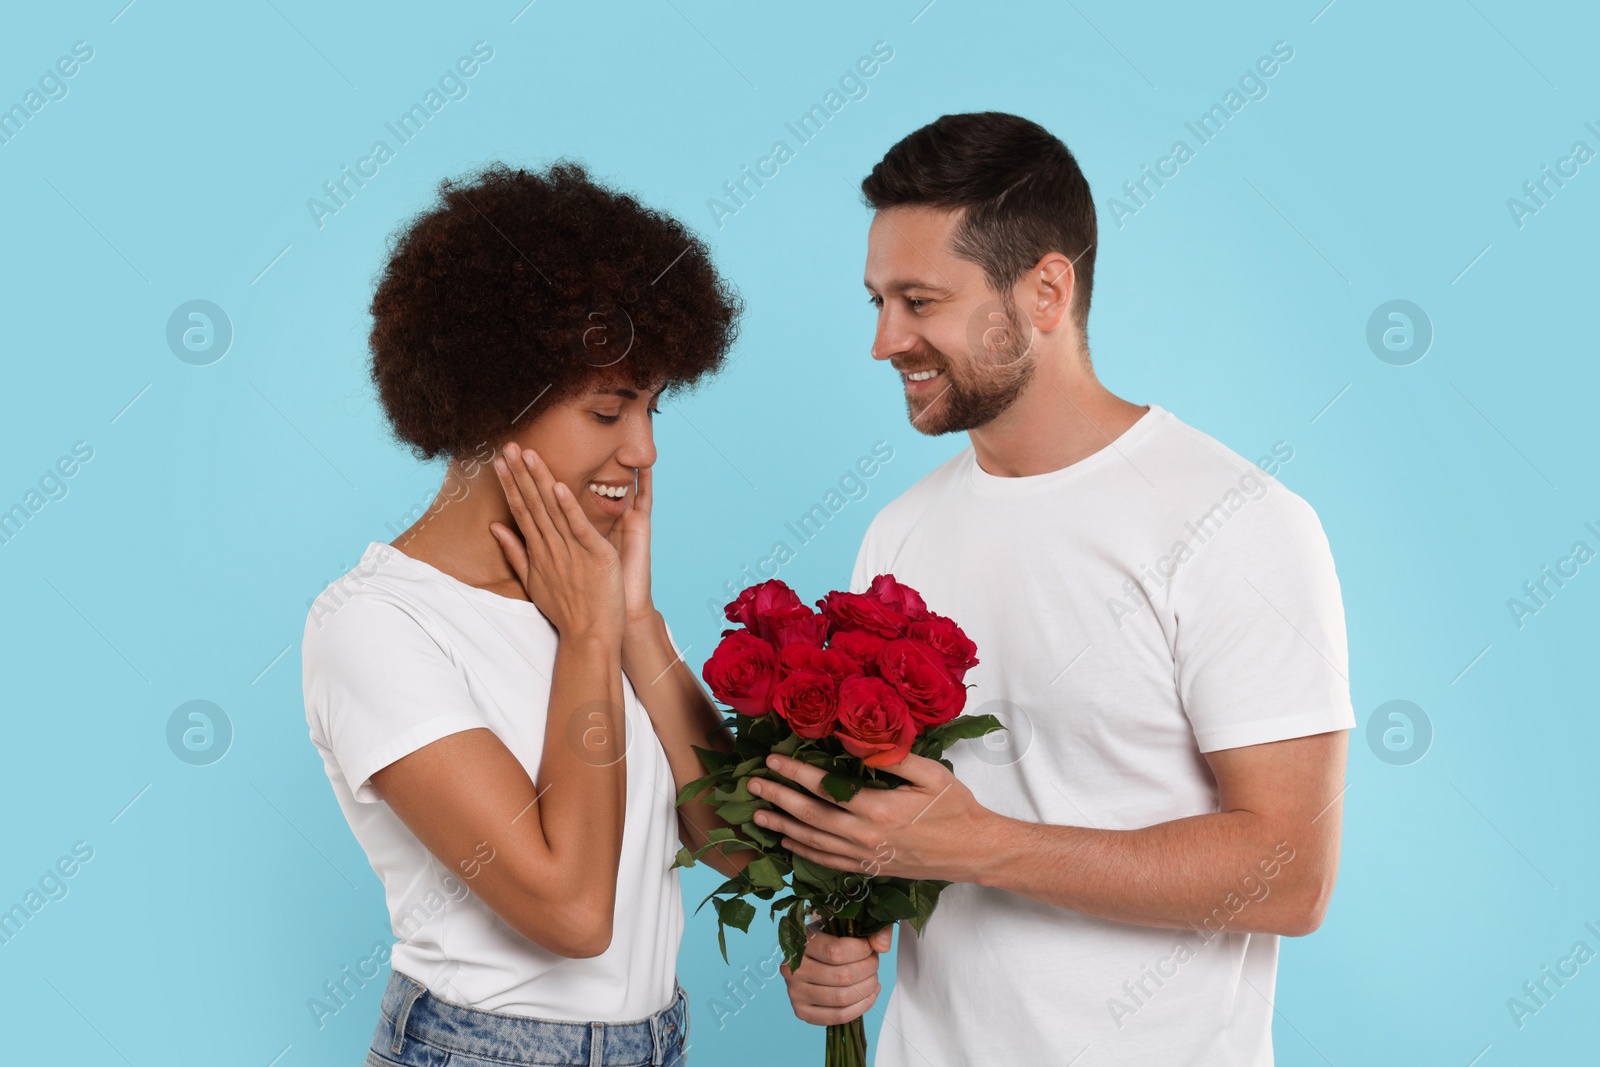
[877,638,965,727]
[906,612,979,681]
[817,591,908,639]
[771,612,828,651]
[779,642,864,683]
[701,631,780,715]
[834,676,917,768]
[829,629,888,669]
[724,579,816,646]
[772,669,841,739]
[866,574,930,621]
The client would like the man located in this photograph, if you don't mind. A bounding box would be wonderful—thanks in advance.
[748,112,1353,1065]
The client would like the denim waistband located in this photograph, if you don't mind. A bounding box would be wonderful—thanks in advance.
[378,968,687,1066]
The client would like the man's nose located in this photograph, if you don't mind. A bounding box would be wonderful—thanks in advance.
[871,306,916,362]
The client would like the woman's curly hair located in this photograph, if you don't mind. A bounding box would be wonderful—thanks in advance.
[369,160,743,463]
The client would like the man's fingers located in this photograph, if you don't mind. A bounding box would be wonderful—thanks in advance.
[791,979,880,1026]
[836,984,880,1023]
[790,954,880,991]
[870,925,894,953]
[803,931,875,966]
[870,751,947,787]
[794,974,880,1010]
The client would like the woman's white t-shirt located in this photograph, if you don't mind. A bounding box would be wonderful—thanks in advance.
[301,541,685,1021]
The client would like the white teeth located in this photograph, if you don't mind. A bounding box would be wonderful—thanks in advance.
[906,369,941,382]
[588,483,627,499]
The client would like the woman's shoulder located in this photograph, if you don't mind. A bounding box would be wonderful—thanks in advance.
[301,544,445,659]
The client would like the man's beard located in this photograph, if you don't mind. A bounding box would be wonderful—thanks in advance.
[904,296,1036,436]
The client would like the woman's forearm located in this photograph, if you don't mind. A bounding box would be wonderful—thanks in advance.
[623,611,756,878]
[534,630,629,912]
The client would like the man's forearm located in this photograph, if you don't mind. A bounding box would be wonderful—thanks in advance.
[974,808,1329,937]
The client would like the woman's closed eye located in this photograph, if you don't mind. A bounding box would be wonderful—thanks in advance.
[592,407,661,424]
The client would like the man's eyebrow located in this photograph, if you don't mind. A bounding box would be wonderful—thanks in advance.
[863,278,950,295]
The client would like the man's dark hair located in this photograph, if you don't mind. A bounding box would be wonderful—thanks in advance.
[861,112,1096,334]
[369,160,742,463]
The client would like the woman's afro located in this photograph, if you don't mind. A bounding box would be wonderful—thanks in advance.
[369,160,743,462]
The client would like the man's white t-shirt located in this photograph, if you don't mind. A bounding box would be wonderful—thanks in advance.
[301,541,685,1021]
[852,404,1354,1067]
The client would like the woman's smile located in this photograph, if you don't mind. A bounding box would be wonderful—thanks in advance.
[586,479,632,516]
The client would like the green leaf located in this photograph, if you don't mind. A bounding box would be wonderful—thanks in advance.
[718,897,757,933]
[675,770,727,807]
[742,821,779,848]
[771,732,803,756]
[691,745,740,772]
[743,855,788,891]
[928,714,1006,745]
[711,776,758,806]
[778,901,808,972]
[789,852,842,892]
[717,918,729,964]
[714,799,766,824]
[690,837,759,862]
[743,713,780,749]
[670,846,695,870]
[819,772,862,803]
[695,878,745,915]
[907,879,951,933]
[767,894,798,918]
[869,886,918,922]
[733,755,768,777]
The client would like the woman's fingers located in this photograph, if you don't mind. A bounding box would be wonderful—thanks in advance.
[551,480,613,555]
[519,445,616,561]
[506,446,564,553]
[634,466,653,517]
[493,453,554,565]
[519,448,577,547]
[488,521,529,584]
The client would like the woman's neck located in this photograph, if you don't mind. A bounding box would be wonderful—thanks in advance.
[389,468,527,600]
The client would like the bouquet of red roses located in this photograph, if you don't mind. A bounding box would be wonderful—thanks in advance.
[673,574,1001,1067]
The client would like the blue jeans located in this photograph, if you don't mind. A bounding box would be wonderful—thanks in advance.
[366,969,689,1067]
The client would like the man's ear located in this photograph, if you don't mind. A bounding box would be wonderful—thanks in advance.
[1023,252,1076,332]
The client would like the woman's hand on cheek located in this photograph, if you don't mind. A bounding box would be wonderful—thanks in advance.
[609,465,655,626]
[487,444,624,643]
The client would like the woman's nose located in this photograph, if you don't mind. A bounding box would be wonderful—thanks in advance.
[619,414,657,470]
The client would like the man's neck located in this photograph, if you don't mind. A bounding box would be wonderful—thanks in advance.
[966,351,1149,478]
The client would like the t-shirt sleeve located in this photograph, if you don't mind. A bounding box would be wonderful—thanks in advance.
[662,617,687,663]
[1171,488,1356,752]
[849,513,881,595]
[302,594,489,803]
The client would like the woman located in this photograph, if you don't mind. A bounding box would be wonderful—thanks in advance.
[301,161,751,1067]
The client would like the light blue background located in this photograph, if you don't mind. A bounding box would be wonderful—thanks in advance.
[1,1,1596,1064]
